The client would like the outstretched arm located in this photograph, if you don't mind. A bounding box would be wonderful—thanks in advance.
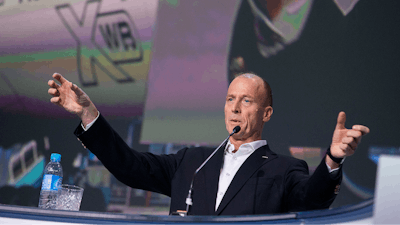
[47,73,98,127]
[327,111,370,169]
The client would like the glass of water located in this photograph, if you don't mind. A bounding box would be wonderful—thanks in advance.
[56,184,84,211]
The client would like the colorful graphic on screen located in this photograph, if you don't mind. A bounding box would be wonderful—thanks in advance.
[0,0,157,118]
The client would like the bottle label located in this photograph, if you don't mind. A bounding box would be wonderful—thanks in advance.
[41,174,61,191]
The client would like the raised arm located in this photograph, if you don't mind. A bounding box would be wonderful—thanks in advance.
[47,73,98,127]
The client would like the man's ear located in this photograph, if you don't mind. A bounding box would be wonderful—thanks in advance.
[263,106,273,122]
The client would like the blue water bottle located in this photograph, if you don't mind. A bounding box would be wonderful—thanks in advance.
[38,153,63,209]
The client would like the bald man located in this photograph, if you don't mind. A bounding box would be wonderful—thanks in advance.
[48,72,369,215]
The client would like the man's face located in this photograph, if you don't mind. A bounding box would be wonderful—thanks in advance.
[224,76,271,142]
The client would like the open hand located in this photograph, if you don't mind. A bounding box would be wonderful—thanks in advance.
[48,73,98,125]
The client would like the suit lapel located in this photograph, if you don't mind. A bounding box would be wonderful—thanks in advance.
[215,145,277,215]
[201,144,225,215]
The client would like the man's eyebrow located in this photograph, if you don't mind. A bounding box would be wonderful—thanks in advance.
[226,94,255,100]
[242,94,255,99]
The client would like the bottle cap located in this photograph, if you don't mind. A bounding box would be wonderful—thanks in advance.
[50,153,61,162]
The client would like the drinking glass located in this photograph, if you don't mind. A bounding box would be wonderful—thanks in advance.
[56,184,84,211]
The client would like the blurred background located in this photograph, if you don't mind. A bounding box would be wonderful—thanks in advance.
[0,0,399,215]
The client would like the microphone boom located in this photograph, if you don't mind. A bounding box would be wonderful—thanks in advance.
[185,126,240,214]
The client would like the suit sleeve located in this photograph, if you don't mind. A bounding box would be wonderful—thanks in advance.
[74,114,187,197]
[285,156,342,212]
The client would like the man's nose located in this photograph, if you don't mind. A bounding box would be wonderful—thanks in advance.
[232,100,240,113]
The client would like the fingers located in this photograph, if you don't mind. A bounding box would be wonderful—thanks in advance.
[335,111,346,130]
[339,143,355,156]
[48,73,77,97]
[352,125,370,135]
[48,73,66,105]
[342,136,358,149]
[52,73,69,84]
[50,96,61,105]
[345,130,362,148]
[48,79,60,89]
[48,88,58,96]
[48,79,60,99]
[347,129,363,139]
[339,127,369,156]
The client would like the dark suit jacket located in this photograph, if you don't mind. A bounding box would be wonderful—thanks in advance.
[75,114,341,215]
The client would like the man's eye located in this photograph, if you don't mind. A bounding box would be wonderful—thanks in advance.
[228,98,233,101]
[244,99,250,103]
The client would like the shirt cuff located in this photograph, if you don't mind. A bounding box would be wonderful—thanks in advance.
[326,161,342,179]
[326,162,340,173]
[81,111,100,131]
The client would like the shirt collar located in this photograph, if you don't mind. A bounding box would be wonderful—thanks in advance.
[225,140,267,156]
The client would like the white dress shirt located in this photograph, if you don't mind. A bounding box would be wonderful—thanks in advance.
[215,140,267,210]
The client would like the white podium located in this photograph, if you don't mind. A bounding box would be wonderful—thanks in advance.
[374,155,400,224]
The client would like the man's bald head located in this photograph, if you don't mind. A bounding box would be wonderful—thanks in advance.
[233,73,273,107]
